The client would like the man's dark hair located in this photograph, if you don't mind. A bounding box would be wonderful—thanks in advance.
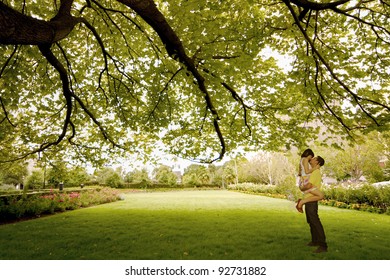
[317,156,325,166]
[301,148,314,158]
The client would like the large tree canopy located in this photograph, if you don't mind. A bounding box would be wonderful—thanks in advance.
[0,0,389,165]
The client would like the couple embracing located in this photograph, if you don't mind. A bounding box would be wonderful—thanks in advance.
[296,149,327,253]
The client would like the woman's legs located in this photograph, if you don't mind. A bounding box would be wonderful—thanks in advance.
[296,189,324,211]
[299,177,310,192]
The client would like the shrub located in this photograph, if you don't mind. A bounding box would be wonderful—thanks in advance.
[231,182,389,214]
[0,188,122,223]
[25,170,44,189]
[0,184,16,191]
[228,182,301,201]
[105,173,124,188]
[119,182,220,189]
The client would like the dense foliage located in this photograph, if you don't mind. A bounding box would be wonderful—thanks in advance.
[1,0,388,166]
[0,160,27,185]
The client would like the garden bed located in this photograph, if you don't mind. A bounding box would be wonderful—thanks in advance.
[228,183,390,215]
[0,187,122,224]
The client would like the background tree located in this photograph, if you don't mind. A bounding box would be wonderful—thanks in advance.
[206,164,225,186]
[243,151,295,185]
[182,164,210,186]
[94,167,123,187]
[67,165,90,186]
[152,164,177,185]
[125,168,151,184]
[321,132,389,182]
[0,161,28,186]
[235,157,250,183]
[105,171,123,188]
[47,161,69,187]
[221,163,236,186]
[25,170,44,190]
[0,0,388,166]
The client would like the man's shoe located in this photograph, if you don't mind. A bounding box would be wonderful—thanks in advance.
[313,246,328,253]
[306,242,319,247]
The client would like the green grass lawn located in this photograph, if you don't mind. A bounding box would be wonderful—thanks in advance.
[0,190,389,260]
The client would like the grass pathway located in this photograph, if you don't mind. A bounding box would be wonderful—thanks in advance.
[0,190,389,260]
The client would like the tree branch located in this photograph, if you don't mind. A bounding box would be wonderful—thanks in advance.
[0,45,19,128]
[38,44,72,148]
[283,0,389,128]
[290,0,350,10]
[221,82,252,137]
[0,44,73,162]
[71,93,123,149]
[313,58,352,134]
[118,0,226,162]
[0,1,82,45]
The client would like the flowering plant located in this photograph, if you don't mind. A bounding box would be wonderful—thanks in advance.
[0,188,121,223]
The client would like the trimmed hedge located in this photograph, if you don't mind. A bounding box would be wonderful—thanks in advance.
[322,184,390,214]
[228,183,390,215]
[0,187,122,224]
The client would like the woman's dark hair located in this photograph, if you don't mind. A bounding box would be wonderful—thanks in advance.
[301,148,314,158]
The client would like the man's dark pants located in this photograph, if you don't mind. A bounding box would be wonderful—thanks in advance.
[305,202,327,248]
